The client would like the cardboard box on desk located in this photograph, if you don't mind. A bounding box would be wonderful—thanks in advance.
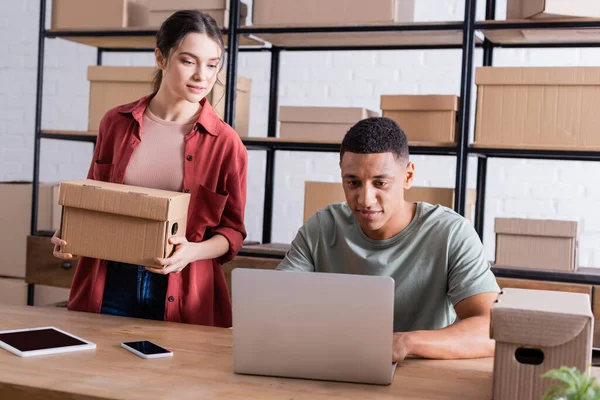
[51,0,149,30]
[87,66,251,137]
[495,218,578,272]
[0,182,60,279]
[491,288,593,400]
[252,0,414,26]
[303,181,477,222]
[57,180,190,267]
[474,67,600,151]
[506,0,600,19]
[279,106,379,142]
[147,0,248,28]
[381,95,458,145]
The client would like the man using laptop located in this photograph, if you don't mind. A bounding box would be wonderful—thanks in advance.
[277,117,500,363]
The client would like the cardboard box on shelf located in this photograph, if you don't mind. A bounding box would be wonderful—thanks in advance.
[279,106,379,142]
[474,67,600,150]
[147,0,248,28]
[51,0,149,30]
[58,180,190,267]
[491,288,593,400]
[252,0,415,26]
[303,182,477,222]
[380,95,458,144]
[494,218,578,272]
[0,277,70,307]
[0,182,60,279]
[87,66,251,137]
[506,0,600,20]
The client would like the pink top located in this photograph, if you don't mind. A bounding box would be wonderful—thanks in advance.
[123,107,198,192]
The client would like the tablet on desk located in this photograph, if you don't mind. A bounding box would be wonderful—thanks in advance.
[0,327,96,357]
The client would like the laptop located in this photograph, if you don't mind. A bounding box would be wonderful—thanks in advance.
[232,268,397,385]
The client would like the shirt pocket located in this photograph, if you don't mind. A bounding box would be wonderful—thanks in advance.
[92,160,113,182]
[191,184,229,235]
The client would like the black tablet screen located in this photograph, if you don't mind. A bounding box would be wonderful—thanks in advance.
[0,328,87,352]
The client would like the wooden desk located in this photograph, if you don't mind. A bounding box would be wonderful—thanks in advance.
[0,306,494,400]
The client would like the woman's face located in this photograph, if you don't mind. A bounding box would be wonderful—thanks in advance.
[157,32,222,104]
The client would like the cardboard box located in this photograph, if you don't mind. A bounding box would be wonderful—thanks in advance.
[495,218,578,272]
[87,66,251,137]
[0,183,60,279]
[381,95,458,144]
[0,277,70,307]
[491,288,593,400]
[506,0,600,19]
[474,67,600,150]
[279,106,379,142]
[303,182,477,222]
[252,0,414,26]
[58,180,190,267]
[147,0,248,28]
[51,0,149,30]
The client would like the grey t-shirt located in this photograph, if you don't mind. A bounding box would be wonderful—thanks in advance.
[277,202,500,332]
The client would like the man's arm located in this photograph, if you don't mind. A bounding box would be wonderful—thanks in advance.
[392,218,500,362]
[393,291,498,361]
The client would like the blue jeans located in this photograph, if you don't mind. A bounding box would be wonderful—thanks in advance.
[100,261,168,321]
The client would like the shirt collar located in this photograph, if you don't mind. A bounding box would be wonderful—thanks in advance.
[119,93,220,136]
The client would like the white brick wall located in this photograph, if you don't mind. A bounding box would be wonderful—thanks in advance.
[1,0,599,267]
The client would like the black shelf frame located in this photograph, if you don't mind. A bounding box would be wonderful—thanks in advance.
[29,0,600,303]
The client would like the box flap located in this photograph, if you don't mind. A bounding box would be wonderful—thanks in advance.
[380,95,459,111]
[491,288,592,347]
[58,180,190,221]
[279,106,378,124]
[88,66,155,83]
[494,218,578,238]
[475,67,600,86]
[148,0,228,11]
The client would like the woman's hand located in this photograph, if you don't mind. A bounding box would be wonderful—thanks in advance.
[148,236,196,275]
[51,231,73,260]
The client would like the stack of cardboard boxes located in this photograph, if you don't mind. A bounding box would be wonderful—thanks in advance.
[0,183,69,306]
[50,0,248,30]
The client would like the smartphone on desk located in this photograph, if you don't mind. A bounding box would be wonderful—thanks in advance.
[121,341,173,359]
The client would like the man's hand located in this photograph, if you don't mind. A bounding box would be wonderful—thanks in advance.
[392,332,412,362]
[392,292,499,361]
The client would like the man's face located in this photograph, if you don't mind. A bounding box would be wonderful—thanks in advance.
[340,152,414,240]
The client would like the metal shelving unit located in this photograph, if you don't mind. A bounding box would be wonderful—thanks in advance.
[28,0,600,303]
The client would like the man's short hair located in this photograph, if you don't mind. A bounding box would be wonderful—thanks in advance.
[340,117,409,161]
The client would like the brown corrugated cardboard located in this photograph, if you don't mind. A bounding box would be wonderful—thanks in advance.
[381,95,458,144]
[58,180,190,267]
[491,288,593,400]
[474,67,600,150]
[0,277,70,307]
[495,218,578,272]
[147,0,248,28]
[0,183,59,279]
[279,106,379,142]
[405,187,477,222]
[506,0,600,19]
[51,0,149,30]
[87,66,251,137]
[252,0,414,26]
[303,182,477,222]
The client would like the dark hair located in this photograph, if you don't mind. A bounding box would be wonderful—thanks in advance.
[153,10,225,93]
[340,117,409,161]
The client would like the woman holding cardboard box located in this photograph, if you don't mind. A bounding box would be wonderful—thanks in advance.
[51,10,247,327]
